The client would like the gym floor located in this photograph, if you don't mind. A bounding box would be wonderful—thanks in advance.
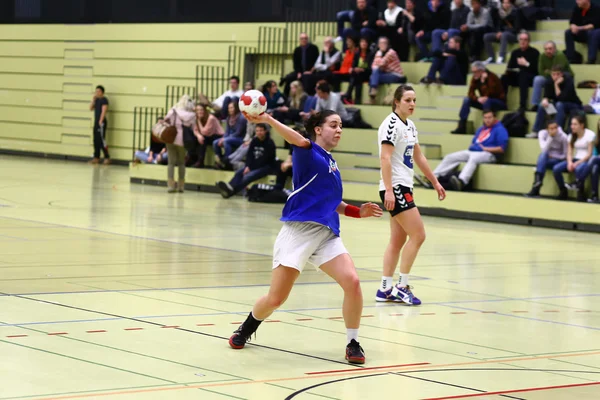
[0,156,598,400]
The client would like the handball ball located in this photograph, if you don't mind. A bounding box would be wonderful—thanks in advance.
[239,90,267,116]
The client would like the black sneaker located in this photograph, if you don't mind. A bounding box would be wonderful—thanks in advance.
[345,339,365,364]
[217,181,233,198]
[229,326,252,349]
[414,174,432,189]
[449,175,464,191]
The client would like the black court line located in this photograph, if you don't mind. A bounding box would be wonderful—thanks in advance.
[391,372,525,400]
[9,293,364,369]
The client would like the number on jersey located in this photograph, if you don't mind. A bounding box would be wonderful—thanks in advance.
[403,145,414,169]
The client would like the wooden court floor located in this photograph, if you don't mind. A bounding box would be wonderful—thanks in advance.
[0,156,599,400]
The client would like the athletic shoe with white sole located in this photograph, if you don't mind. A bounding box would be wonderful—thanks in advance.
[391,284,422,305]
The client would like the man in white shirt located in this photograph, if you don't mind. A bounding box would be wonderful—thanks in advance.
[212,76,244,119]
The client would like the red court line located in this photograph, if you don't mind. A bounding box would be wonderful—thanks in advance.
[328,317,343,320]
[161,326,180,329]
[196,323,215,326]
[6,335,28,338]
[543,310,559,313]
[296,318,313,321]
[124,328,143,331]
[389,313,404,316]
[265,320,281,323]
[48,332,68,335]
[86,330,106,334]
[361,315,374,318]
[306,362,431,375]
[422,381,600,400]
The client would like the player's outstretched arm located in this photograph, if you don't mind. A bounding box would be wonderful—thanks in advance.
[414,144,446,201]
[336,202,383,218]
[242,112,310,148]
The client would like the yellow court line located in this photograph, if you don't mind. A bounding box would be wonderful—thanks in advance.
[33,350,600,400]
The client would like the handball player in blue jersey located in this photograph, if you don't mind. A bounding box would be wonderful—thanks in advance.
[229,109,382,364]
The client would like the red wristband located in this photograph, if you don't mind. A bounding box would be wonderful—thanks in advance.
[344,205,361,218]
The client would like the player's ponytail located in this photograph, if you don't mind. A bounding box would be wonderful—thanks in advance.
[304,110,338,141]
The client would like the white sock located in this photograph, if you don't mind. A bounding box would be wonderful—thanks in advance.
[399,273,409,288]
[380,276,393,291]
[347,328,359,344]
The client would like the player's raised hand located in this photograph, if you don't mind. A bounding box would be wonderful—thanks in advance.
[242,111,269,124]
[360,202,383,218]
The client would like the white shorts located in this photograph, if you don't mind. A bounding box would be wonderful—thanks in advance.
[272,222,348,272]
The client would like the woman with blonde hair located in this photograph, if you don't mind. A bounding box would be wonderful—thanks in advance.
[272,80,307,124]
[163,94,196,192]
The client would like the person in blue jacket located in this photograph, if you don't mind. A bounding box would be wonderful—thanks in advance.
[432,109,509,190]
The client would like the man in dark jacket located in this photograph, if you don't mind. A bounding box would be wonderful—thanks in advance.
[421,35,468,85]
[342,0,378,44]
[431,0,470,54]
[531,65,583,134]
[414,0,450,60]
[500,31,540,111]
[217,124,276,198]
[452,61,506,133]
[565,0,600,64]
[280,33,319,97]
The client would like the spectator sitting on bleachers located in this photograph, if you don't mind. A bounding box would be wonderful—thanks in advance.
[421,35,468,85]
[552,114,596,200]
[244,81,254,91]
[582,153,600,202]
[335,0,379,43]
[434,109,509,191]
[213,101,247,169]
[280,33,320,98]
[525,119,568,197]
[483,0,519,65]
[332,35,358,92]
[315,81,350,124]
[529,65,582,138]
[343,37,374,104]
[188,104,224,168]
[452,61,506,134]
[368,36,406,103]
[302,37,341,96]
[565,0,600,65]
[134,136,168,165]
[396,0,424,61]
[376,1,404,56]
[500,30,539,111]
[216,123,276,198]
[465,0,494,62]
[275,146,293,191]
[513,0,537,31]
[212,76,243,120]
[530,41,572,112]
[228,121,266,171]
[588,85,600,114]
[431,0,471,57]
[341,0,378,46]
[263,81,286,114]
[451,0,471,9]
[272,80,307,125]
[415,0,450,61]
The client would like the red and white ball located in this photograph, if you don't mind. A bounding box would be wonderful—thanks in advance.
[239,90,267,116]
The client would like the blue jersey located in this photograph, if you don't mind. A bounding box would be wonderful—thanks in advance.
[281,142,343,236]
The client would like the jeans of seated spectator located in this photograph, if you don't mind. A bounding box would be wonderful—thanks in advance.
[336,10,354,38]
[532,101,583,132]
[531,76,547,107]
[433,149,496,184]
[501,71,535,110]
[134,150,168,164]
[415,31,433,59]
[565,29,600,63]
[582,156,600,193]
[553,159,587,188]
[431,29,461,54]
[220,96,240,120]
[427,56,465,85]
[229,165,274,194]
[483,31,517,60]
[346,70,370,104]
[213,136,244,162]
[228,143,249,170]
[459,97,507,121]
[369,69,405,89]
[535,152,563,176]
[469,27,493,60]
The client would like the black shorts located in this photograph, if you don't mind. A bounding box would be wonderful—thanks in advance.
[379,184,416,217]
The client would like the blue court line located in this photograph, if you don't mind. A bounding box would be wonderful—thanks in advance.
[437,303,600,331]
[1,294,596,328]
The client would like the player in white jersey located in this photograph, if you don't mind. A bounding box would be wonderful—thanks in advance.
[376,85,446,305]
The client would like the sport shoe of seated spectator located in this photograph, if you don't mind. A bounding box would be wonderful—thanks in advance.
[217,181,234,198]
[588,193,599,203]
[414,174,432,188]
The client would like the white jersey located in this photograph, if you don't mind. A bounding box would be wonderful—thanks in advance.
[378,112,418,190]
